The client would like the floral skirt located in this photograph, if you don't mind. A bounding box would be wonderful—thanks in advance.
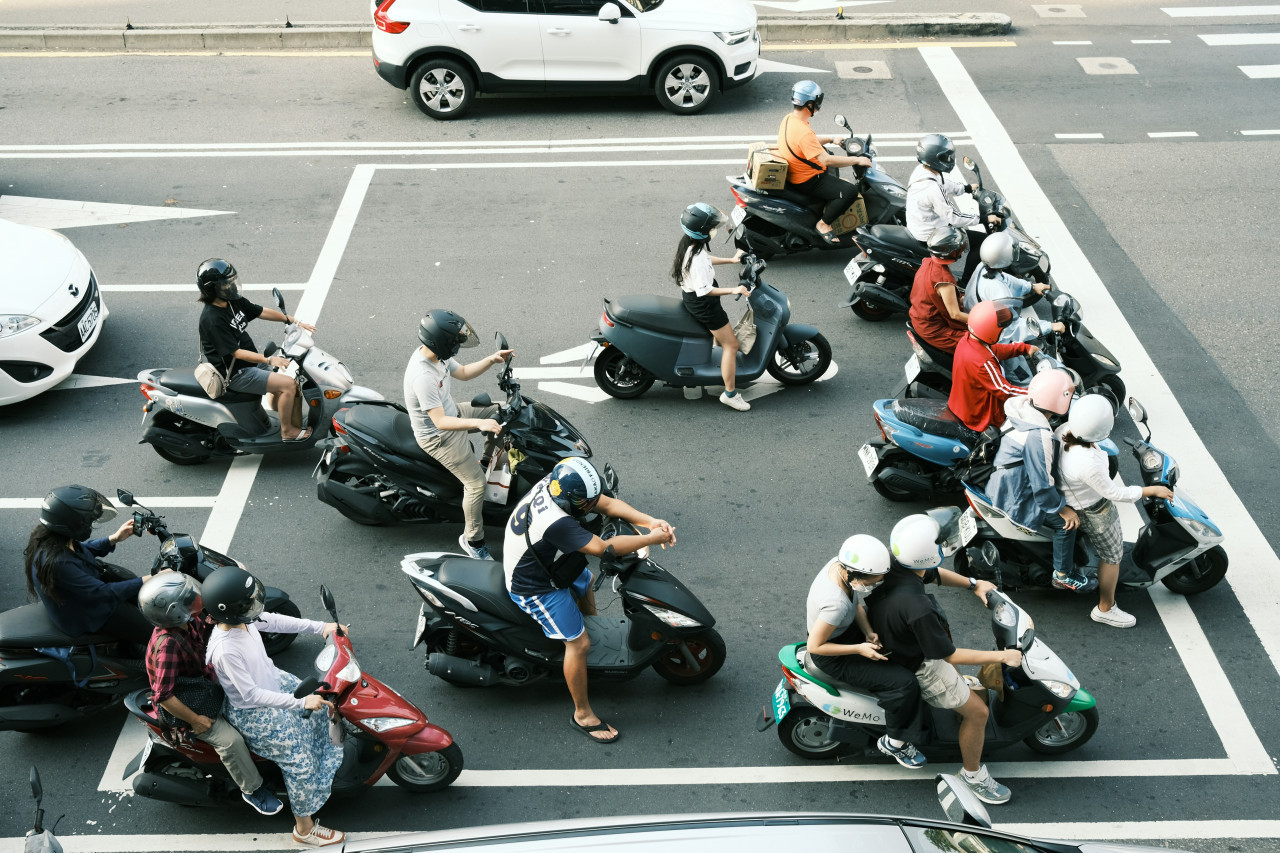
[222,669,343,818]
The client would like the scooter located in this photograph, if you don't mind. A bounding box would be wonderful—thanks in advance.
[843,154,1052,322]
[401,519,725,687]
[0,490,298,732]
[315,332,619,529]
[955,397,1228,596]
[760,542,1100,761]
[727,114,907,260]
[590,252,832,399]
[137,287,383,465]
[25,767,63,853]
[124,585,463,805]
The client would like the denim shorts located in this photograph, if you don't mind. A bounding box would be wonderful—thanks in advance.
[509,569,592,641]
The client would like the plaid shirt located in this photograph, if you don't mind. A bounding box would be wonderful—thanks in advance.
[145,616,217,703]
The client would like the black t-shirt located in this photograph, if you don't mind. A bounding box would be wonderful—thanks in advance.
[866,564,956,672]
[199,297,264,375]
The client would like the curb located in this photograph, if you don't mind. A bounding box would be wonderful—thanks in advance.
[0,14,1010,51]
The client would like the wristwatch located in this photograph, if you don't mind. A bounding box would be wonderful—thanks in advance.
[967,577,977,591]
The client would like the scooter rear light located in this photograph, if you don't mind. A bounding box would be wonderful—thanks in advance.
[374,0,410,33]
[730,187,747,208]
[873,411,887,443]
[140,384,158,401]
[601,309,614,328]
[332,415,347,435]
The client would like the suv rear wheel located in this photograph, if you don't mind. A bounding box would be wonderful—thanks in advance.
[654,53,719,115]
[410,59,475,120]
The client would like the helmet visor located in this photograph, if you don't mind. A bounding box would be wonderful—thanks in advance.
[926,507,965,557]
[456,322,479,350]
[87,490,118,528]
[216,274,240,301]
[243,577,266,623]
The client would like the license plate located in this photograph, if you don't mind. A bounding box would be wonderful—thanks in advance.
[858,443,879,478]
[411,606,427,650]
[959,508,978,545]
[905,355,922,383]
[731,207,745,226]
[772,678,791,721]
[843,256,862,285]
[136,736,153,775]
[77,300,100,342]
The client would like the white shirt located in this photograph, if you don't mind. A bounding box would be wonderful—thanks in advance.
[906,164,980,241]
[678,246,716,297]
[207,611,326,711]
[1055,427,1144,509]
[805,560,867,637]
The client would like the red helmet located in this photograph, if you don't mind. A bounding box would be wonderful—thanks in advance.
[967,301,1014,344]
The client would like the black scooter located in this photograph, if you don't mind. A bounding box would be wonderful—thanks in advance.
[315,332,618,528]
[401,520,725,688]
[727,114,907,260]
[0,490,297,733]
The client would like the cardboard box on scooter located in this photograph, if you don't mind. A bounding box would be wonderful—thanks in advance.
[746,142,788,192]
[832,197,868,235]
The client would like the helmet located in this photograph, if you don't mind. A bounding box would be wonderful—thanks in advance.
[927,227,968,261]
[916,133,956,173]
[1067,394,1115,443]
[417,309,479,360]
[139,573,204,629]
[979,231,1019,271]
[38,485,117,541]
[201,566,265,625]
[1026,368,1075,416]
[196,258,240,301]
[836,534,891,577]
[548,457,602,518]
[890,514,946,570]
[967,300,1014,344]
[680,203,727,241]
[791,80,824,111]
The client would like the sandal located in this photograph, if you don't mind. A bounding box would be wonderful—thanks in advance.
[571,717,620,744]
[282,425,314,443]
[819,229,848,246]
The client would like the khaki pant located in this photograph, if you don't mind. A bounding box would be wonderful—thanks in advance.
[417,402,500,543]
[199,715,263,794]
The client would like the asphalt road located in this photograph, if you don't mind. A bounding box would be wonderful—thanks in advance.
[2,4,1280,851]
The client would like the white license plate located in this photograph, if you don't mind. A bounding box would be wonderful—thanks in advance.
[77,300,100,342]
[731,206,745,226]
[905,355,922,383]
[959,508,978,545]
[411,606,427,650]
[135,736,153,776]
[771,679,791,720]
[858,443,879,478]
[843,256,862,285]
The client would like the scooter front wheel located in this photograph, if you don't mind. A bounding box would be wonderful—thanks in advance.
[1160,545,1228,595]
[593,347,655,399]
[1023,707,1099,755]
[651,629,726,685]
[387,743,464,792]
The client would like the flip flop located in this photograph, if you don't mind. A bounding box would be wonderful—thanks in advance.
[282,425,314,443]
[819,230,848,246]
[571,717,620,744]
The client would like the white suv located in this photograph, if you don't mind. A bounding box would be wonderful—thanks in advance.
[371,0,759,119]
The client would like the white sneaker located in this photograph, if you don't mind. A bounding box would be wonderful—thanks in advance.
[292,824,345,847]
[719,391,751,411]
[1091,605,1136,628]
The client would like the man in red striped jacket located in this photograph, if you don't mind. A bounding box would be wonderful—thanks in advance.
[947,301,1039,433]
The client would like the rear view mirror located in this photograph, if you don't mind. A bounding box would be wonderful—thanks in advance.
[597,1,621,22]
[936,773,992,828]
[963,156,976,171]
[273,287,287,313]
[117,489,135,506]
[495,331,508,351]
[834,114,848,128]
[30,766,43,803]
[320,585,337,620]
[471,393,493,408]
[1127,397,1148,425]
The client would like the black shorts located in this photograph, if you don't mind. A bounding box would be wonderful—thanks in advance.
[681,291,729,331]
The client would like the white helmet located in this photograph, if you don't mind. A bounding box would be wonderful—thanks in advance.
[979,231,1019,271]
[890,514,945,570]
[837,534,891,576]
[1067,394,1115,443]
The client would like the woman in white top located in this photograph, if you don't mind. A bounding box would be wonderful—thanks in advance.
[672,203,749,411]
[202,567,347,848]
[1057,396,1173,629]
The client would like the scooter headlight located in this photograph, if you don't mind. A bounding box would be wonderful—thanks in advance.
[642,604,702,629]
[362,716,417,733]
[334,656,361,684]
[1040,680,1075,699]
[992,600,1017,628]
[883,184,906,199]
[1091,352,1117,368]
[1183,519,1222,541]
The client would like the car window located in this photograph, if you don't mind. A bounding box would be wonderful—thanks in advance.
[537,0,630,15]
[619,0,663,10]
[905,826,1047,853]
[456,0,531,12]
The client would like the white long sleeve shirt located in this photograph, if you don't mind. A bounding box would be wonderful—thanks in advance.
[906,165,980,241]
[207,611,326,710]
[1055,430,1144,510]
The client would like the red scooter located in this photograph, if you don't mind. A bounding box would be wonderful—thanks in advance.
[122,586,463,806]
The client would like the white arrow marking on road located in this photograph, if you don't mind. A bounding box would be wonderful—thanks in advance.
[537,381,613,404]
[756,58,833,74]
[0,195,233,230]
[753,0,890,11]
[50,373,136,390]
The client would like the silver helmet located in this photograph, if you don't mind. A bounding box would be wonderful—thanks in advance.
[139,573,203,629]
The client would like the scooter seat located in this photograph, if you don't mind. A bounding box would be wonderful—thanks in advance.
[435,559,532,623]
[907,322,955,371]
[862,224,929,257]
[891,398,982,446]
[344,406,465,498]
[609,295,710,338]
[155,368,260,404]
[802,654,860,692]
[771,185,828,213]
[0,604,117,649]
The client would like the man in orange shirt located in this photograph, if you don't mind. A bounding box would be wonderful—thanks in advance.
[777,81,871,245]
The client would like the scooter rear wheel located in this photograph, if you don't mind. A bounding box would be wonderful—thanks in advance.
[1023,707,1099,755]
[593,347,655,399]
[153,444,212,466]
[851,298,894,322]
[777,707,844,759]
[387,742,464,792]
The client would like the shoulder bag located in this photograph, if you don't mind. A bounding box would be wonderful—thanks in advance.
[194,340,231,399]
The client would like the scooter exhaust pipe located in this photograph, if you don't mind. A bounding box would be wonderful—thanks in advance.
[427,653,496,686]
[132,771,213,807]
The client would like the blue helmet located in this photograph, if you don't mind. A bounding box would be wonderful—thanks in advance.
[791,80,823,111]
[548,457,603,518]
[680,202,726,241]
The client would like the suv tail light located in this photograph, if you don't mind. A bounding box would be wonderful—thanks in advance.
[374,0,410,33]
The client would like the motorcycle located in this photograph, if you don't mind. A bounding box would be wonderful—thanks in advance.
[727,114,908,260]
[760,513,1099,761]
[25,767,63,853]
[124,585,463,805]
[137,287,383,465]
[956,397,1228,596]
[843,154,1052,322]
[0,490,297,733]
[401,519,725,688]
[315,332,618,528]
[590,252,832,399]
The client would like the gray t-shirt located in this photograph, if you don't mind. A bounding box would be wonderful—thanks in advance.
[806,559,867,637]
[404,348,460,442]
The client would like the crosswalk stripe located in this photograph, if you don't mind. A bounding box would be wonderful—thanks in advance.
[1164,4,1280,15]
[1240,63,1280,76]
[1200,31,1280,43]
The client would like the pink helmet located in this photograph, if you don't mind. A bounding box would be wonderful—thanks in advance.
[1026,368,1075,415]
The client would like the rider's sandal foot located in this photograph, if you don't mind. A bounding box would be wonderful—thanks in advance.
[282,426,314,443]
[292,824,345,847]
[819,230,846,245]
[571,717,620,744]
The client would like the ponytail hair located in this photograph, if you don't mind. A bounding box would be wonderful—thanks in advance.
[1061,430,1094,451]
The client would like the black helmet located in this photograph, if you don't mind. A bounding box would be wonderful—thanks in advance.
[39,485,117,541]
[927,226,969,260]
[196,259,240,301]
[680,203,727,241]
[201,566,265,625]
[548,457,603,518]
[916,133,956,173]
[417,309,479,361]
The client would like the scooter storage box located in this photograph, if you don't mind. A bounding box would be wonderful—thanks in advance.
[746,142,788,191]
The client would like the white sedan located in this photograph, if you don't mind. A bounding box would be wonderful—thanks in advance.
[0,219,108,405]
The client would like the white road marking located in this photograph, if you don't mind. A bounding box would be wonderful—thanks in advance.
[1242,128,1280,134]
[514,365,594,380]
[293,164,374,327]
[921,43,1278,770]
[0,195,231,229]
[0,496,217,509]
[1053,40,1093,44]
[1164,3,1280,14]
[49,373,136,390]
[1077,56,1139,74]
[1200,31,1280,43]
[1241,63,1280,76]
[1131,38,1172,43]
[536,381,612,404]
[764,41,1016,50]
[1055,133,1105,139]
[539,342,598,365]
[753,0,889,10]
[1148,131,1199,137]
[100,283,306,292]
[756,57,833,74]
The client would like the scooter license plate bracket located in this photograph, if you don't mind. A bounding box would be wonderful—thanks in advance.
[905,355,922,383]
[411,606,427,650]
[858,443,879,479]
[731,206,746,227]
[959,508,978,545]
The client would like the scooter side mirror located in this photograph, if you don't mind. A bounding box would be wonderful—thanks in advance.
[834,113,848,128]
[471,393,493,408]
[117,489,135,507]
[935,773,992,828]
[30,766,43,803]
[495,331,508,351]
[1127,397,1148,426]
[273,287,287,313]
[319,585,338,624]
[963,156,976,171]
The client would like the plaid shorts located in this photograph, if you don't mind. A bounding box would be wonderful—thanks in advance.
[1077,498,1124,564]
